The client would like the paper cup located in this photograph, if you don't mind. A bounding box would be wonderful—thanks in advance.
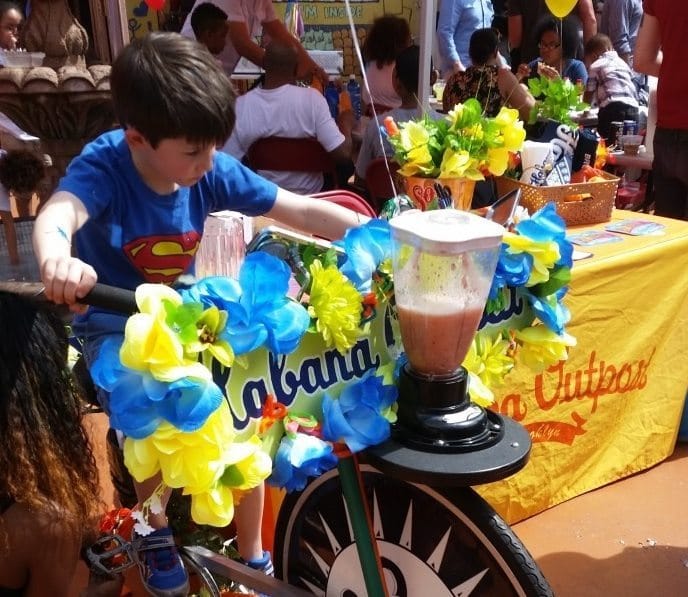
[520,141,554,186]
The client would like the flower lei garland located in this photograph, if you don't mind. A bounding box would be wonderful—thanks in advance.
[91,211,575,526]
[466,202,577,405]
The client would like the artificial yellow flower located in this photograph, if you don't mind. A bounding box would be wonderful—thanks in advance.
[494,107,527,151]
[504,233,561,286]
[485,147,510,176]
[463,332,515,390]
[183,305,235,369]
[308,260,363,353]
[446,103,466,127]
[438,149,469,177]
[184,435,271,527]
[123,401,235,492]
[397,144,435,176]
[190,483,236,527]
[136,283,182,314]
[120,284,211,383]
[514,325,577,372]
[398,120,430,151]
[463,123,485,142]
[218,435,273,491]
[438,148,471,178]
[466,371,495,407]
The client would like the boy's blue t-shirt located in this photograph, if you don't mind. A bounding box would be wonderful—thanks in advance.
[59,129,278,339]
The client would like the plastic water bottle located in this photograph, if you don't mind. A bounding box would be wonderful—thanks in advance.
[346,74,362,120]
[324,80,339,119]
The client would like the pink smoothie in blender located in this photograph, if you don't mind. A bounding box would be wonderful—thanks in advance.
[389,209,505,450]
[396,304,485,376]
[390,210,504,377]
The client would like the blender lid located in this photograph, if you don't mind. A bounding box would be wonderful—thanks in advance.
[389,209,504,253]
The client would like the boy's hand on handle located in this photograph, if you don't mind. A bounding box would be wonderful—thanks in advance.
[40,255,98,314]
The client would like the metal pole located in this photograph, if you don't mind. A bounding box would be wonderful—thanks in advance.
[418,0,437,112]
[337,452,388,597]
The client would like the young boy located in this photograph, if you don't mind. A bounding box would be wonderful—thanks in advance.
[190,2,229,57]
[584,33,640,146]
[32,32,364,597]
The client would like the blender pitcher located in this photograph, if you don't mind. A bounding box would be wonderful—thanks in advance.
[389,209,505,451]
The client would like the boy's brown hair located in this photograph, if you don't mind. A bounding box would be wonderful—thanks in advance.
[584,34,614,58]
[110,32,236,148]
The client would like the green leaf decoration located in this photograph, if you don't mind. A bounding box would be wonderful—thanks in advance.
[528,75,588,127]
[530,265,572,298]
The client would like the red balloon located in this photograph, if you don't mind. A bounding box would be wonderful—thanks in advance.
[145,0,166,11]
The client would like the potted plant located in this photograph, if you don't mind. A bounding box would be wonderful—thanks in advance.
[527,74,588,130]
[383,98,527,210]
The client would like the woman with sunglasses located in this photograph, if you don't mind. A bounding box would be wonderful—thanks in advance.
[516,15,588,85]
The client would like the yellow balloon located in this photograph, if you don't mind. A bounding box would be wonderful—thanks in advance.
[545,0,577,18]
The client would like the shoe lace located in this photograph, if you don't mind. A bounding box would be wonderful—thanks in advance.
[141,542,178,573]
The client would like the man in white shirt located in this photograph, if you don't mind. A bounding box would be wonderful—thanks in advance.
[223,41,353,195]
[180,0,325,83]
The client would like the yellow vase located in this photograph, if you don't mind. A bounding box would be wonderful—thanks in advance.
[402,175,476,211]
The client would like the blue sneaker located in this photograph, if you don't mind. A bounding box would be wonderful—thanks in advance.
[243,550,274,576]
[136,527,189,597]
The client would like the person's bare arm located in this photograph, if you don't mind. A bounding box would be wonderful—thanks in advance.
[24,518,82,596]
[329,109,354,163]
[267,188,369,241]
[498,68,535,123]
[5,505,82,597]
[577,0,598,41]
[227,20,266,67]
[508,15,523,51]
[634,13,662,77]
[32,190,97,308]
[262,19,328,85]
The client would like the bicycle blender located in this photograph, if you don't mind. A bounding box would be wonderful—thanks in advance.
[368,209,532,486]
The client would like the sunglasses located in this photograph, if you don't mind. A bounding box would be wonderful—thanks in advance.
[538,41,561,50]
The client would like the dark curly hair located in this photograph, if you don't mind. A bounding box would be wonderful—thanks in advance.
[362,15,411,69]
[0,150,45,193]
[0,292,101,552]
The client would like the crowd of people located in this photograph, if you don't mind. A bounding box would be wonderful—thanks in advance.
[1,0,687,595]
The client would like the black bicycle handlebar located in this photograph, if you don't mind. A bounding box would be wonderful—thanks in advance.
[82,283,137,314]
[0,281,137,314]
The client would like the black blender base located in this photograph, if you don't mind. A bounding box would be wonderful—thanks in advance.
[366,413,531,487]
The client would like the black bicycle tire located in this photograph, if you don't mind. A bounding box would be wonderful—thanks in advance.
[274,464,553,597]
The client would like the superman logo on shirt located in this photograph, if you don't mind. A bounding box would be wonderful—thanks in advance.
[124,231,201,284]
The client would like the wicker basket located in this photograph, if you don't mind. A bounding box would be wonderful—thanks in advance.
[495,171,619,226]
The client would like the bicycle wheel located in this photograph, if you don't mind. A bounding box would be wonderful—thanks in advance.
[179,547,222,597]
[274,464,552,596]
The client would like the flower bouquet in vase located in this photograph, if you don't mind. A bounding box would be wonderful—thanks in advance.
[384,98,526,211]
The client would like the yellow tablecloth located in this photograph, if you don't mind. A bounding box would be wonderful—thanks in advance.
[476,211,688,523]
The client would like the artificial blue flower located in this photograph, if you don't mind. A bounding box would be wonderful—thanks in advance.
[394,353,408,382]
[268,434,338,492]
[321,370,398,453]
[526,286,571,335]
[181,253,310,355]
[180,275,242,307]
[90,336,224,439]
[336,219,392,292]
[516,203,573,269]
[489,246,533,300]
